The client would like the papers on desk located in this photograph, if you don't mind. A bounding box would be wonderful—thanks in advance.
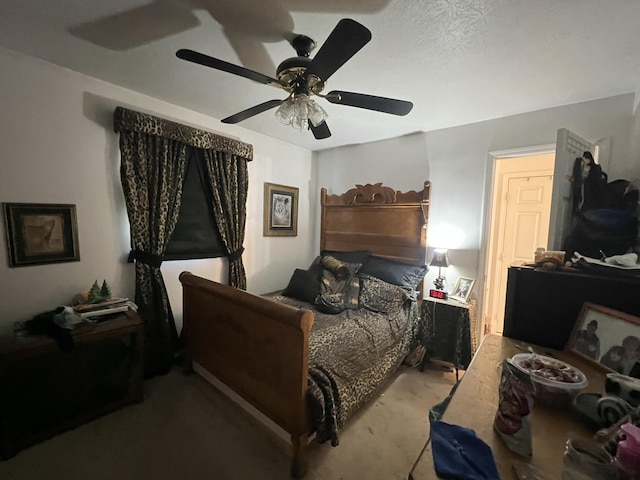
[72,298,137,319]
[574,252,640,269]
[573,252,640,277]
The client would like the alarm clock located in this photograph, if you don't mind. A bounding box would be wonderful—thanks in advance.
[429,289,448,300]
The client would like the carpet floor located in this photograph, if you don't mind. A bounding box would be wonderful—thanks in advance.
[0,365,457,480]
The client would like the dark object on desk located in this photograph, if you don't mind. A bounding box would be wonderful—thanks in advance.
[0,311,144,460]
[573,393,607,430]
[504,266,640,351]
[430,421,499,480]
[24,307,74,351]
[574,391,637,432]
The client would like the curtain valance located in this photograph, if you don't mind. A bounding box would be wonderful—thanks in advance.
[114,107,253,161]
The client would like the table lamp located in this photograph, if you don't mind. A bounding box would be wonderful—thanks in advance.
[429,248,450,299]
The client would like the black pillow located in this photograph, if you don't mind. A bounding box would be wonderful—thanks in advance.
[320,249,371,264]
[359,255,428,290]
[282,267,321,303]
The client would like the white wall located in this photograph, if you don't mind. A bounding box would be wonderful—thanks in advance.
[317,93,637,300]
[3,45,637,332]
[0,47,315,330]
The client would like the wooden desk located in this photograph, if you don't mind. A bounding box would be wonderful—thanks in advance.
[0,311,144,460]
[409,334,605,479]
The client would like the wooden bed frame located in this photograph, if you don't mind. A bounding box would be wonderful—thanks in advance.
[179,181,431,478]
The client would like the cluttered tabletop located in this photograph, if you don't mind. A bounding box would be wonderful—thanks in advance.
[409,334,640,480]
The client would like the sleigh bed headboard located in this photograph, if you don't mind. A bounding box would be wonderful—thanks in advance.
[320,181,431,266]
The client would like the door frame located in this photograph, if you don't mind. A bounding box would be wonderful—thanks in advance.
[478,144,555,338]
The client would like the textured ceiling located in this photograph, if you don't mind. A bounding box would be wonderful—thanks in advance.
[1,0,639,151]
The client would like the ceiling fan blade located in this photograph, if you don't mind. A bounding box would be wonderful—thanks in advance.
[308,119,331,139]
[305,19,371,82]
[221,100,283,124]
[326,90,413,116]
[176,49,283,88]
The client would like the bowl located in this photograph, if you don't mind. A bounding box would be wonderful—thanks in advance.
[511,353,588,408]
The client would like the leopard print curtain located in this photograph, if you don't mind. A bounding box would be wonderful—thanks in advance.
[114,107,253,159]
[115,107,253,376]
[119,130,188,377]
[201,149,248,289]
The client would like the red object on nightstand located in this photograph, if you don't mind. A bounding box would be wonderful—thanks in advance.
[429,289,448,300]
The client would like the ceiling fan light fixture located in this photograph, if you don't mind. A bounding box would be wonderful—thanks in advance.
[177,19,409,140]
[275,94,327,130]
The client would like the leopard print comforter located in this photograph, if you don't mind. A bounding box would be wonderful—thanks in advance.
[263,292,423,446]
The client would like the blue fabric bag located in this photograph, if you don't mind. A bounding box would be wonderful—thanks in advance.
[430,421,499,480]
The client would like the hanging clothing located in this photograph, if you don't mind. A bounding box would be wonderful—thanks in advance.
[571,157,608,215]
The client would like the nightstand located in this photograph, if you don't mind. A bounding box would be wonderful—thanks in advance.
[419,297,472,379]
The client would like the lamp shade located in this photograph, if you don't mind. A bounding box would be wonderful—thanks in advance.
[275,94,328,130]
[430,249,450,268]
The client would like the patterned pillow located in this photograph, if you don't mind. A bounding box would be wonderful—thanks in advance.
[320,249,371,264]
[320,255,361,278]
[316,256,361,314]
[359,274,412,314]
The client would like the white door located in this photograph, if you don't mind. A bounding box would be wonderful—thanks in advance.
[483,153,554,335]
[495,175,553,330]
[548,128,595,251]
[488,170,553,334]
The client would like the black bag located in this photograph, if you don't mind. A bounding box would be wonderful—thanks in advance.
[25,307,75,351]
[571,157,608,215]
[563,208,639,258]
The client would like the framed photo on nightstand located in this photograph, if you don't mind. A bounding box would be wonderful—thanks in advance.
[450,276,475,303]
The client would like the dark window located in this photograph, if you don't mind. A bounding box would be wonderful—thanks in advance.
[164,149,226,260]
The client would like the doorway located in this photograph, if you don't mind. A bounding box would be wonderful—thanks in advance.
[482,152,555,335]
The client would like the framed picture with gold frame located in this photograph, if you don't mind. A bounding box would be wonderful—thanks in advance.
[263,183,298,237]
[3,203,80,267]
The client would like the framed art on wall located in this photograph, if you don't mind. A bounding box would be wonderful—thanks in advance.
[263,183,298,237]
[450,276,475,303]
[3,203,80,267]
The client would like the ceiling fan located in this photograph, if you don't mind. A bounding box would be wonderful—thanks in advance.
[176,18,413,140]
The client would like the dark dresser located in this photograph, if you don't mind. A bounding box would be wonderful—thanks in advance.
[0,310,144,460]
[503,266,640,350]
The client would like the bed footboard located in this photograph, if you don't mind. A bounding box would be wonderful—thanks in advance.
[179,272,314,476]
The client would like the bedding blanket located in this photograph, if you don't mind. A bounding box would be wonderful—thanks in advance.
[263,292,423,446]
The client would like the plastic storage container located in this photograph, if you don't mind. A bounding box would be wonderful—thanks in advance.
[510,353,588,408]
[615,423,640,480]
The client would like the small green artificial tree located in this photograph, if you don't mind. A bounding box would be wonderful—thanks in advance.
[100,280,111,300]
[88,280,102,303]
[86,279,113,304]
